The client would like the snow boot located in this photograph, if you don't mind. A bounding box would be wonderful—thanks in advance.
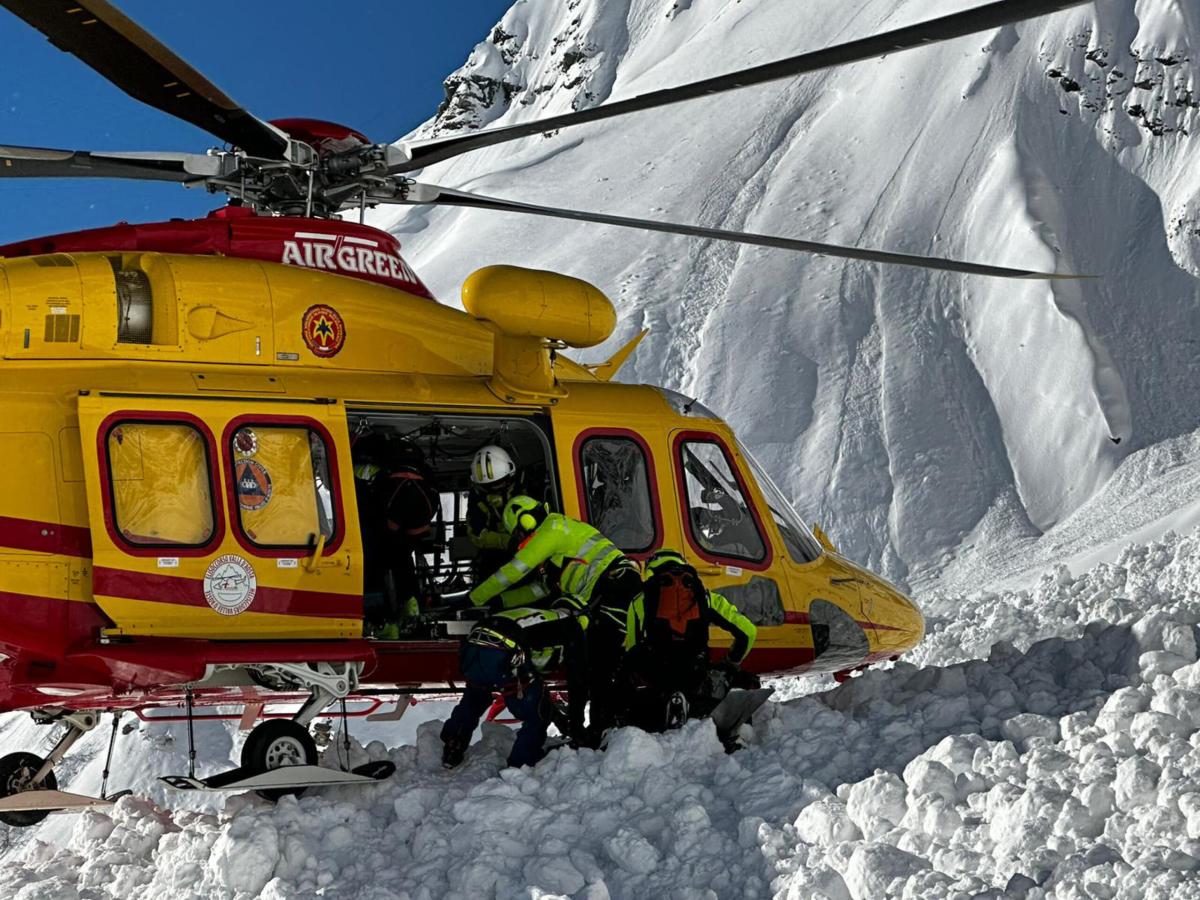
[664,691,688,730]
[441,737,467,769]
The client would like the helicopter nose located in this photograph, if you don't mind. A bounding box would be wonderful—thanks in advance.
[864,581,925,659]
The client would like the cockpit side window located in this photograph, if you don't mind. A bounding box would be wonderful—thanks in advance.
[676,435,768,565]
[576,431,660,555]
[737,441,823,565]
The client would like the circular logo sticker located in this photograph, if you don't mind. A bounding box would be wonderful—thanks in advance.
[235,459,273,511]
[203,554,257,616]
[233,427,259,456]
[301,304,346,358]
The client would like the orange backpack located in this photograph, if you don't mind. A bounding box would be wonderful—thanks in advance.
[656,571,703,635]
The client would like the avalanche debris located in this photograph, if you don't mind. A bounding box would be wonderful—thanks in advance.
[3,529,1200,898]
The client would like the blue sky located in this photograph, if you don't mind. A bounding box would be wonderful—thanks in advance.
[0,1,514,243]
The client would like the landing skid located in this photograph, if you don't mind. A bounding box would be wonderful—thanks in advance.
[161,760,395,793]
[0,788,127,815]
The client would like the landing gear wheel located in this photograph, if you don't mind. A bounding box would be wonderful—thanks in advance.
[241,720,317,802]
[0,752,57,827]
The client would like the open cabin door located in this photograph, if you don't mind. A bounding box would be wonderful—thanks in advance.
[77,394,362,640]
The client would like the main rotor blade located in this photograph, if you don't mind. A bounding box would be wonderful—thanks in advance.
[399,185,1088,280]
[391,0,1089,173]
[0,145,222,181]
[0,0,288,159]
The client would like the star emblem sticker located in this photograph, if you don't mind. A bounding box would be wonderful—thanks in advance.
[301,304,346,358]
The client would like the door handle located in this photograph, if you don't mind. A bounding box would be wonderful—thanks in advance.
[305,532,327,572]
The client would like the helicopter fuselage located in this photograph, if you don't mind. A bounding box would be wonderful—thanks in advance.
[0,239,922,716]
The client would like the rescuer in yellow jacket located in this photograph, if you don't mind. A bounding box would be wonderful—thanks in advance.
[621,549,758,730]
[465,444,520,578]
[469,495,642,742]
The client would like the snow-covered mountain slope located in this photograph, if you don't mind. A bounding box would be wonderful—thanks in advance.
[5,529,1200,898]
[377,0,1200,589]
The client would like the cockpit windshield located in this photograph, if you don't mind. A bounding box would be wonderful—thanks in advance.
[736,441,823,564]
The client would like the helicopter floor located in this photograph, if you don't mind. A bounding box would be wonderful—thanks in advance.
[160,760,396,793]
[0,788,120,814]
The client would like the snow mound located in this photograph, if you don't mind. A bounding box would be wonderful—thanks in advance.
[917,527,1200,669]
[5,530,1200,899]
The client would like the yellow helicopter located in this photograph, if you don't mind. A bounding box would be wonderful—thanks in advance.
[0,0,1086,823]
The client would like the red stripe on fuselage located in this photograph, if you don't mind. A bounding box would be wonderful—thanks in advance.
[784,609,907,632]
[0,516,92,557]
[93,568,361,619]
[0,588,110,659]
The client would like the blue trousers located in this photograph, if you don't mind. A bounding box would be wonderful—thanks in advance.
[441,679,549,768]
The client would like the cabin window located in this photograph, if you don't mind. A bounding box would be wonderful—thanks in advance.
[577,433,659,554]
[230,424,337,550]
[677,437,767,564]
[106,421,216,548]
[721,577,787,626]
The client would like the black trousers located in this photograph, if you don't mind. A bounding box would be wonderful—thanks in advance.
[617,643,713,731]
[585,564,642,737]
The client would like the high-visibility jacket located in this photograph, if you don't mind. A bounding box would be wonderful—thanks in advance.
[624,589,757,664]
[467,492,510,552]
[470,513,624,609]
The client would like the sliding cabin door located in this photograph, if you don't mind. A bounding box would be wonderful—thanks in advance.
[77,394,362,639]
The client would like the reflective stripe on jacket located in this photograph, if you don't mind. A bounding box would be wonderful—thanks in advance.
[470,513,623,608]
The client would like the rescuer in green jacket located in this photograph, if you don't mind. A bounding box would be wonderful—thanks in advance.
[621,549,758,730]
[470,495,642,741]
[466,443,520,578]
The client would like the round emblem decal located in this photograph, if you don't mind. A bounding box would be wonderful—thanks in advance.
[301,304,346,358]
[235,459,273,511]
[203,554,257,616]
[233,427,259,456]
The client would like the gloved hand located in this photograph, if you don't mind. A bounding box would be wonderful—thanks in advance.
[714,659,741,678]
[704,666,732,701]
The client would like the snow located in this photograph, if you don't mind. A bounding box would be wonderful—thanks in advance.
[5,1,1200,896]
[2,528,1200,897]
[380,0,1200,591]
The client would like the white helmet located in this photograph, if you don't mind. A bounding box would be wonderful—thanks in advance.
[471,445,517,486]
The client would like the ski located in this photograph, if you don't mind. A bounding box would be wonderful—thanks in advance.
[159,760,396,793]
[0,789,116,814]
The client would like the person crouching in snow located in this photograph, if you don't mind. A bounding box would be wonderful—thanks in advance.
[468,495,642,744]
[619,549,758,731]
[440,606,588,769]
